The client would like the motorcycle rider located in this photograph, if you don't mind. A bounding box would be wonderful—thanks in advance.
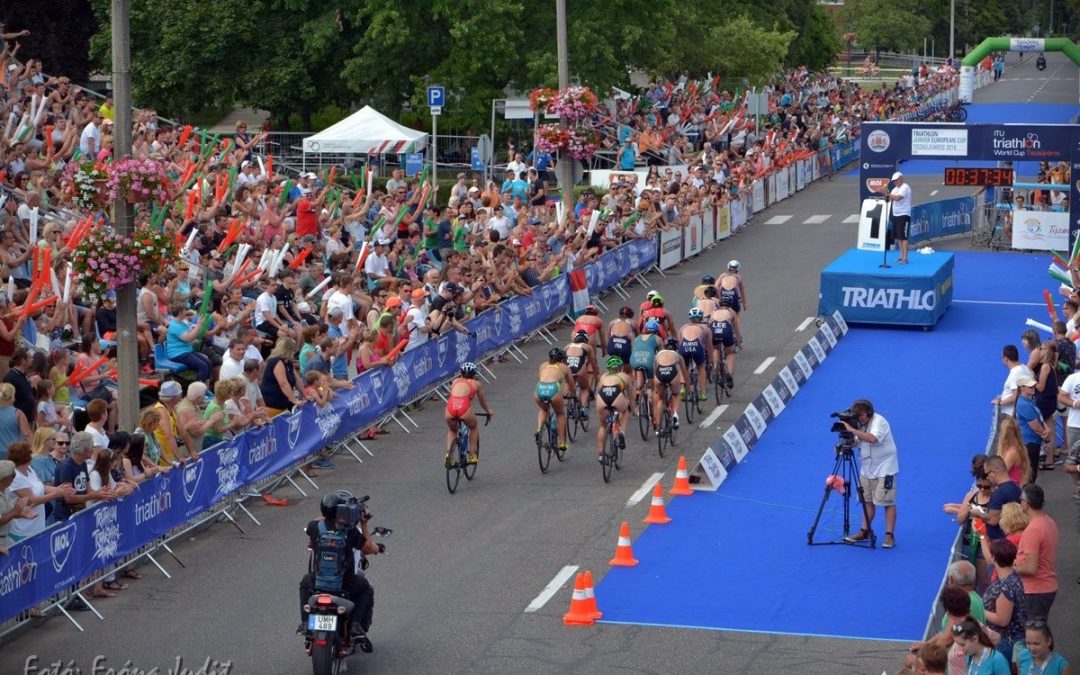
[298,491,383,653]
[1036,52,1047,70]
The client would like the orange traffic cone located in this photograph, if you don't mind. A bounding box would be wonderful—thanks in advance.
[562,572,595,625]
[643,483,672,524]
[669,456,694,496]
[609,521,639,567]
[582,570,602,620]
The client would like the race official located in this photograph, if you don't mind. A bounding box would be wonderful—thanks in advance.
[842,399,899,549]
[882,171,912,264]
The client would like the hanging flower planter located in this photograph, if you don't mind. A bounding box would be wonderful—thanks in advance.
[105,157,171,205]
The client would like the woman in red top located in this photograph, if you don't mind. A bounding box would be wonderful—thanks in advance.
[444,363,492,464]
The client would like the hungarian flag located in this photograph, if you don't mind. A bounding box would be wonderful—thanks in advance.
[569,267,590,317]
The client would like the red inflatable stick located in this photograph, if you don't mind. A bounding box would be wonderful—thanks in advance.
[1043,289,1059,323]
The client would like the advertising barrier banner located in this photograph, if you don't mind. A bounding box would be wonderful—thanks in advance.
[1010,209,1069,251]
[683,214,703,259]
[730,200,746,233]
[717,204,731,240]
[659,228,684,270]
[752,180,765,213]
[908,195,977,246]
[701,208,716,249]
[0,239,658,623]
[767,174,777,206]
[796,161,806,191]
[777,169,789,201]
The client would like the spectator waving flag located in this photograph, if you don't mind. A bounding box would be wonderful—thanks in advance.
[569,267,590,317]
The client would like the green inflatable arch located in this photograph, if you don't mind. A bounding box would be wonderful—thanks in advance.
[958,37,1080,102]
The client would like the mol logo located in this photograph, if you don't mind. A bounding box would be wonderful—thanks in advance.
[866,130,890,153]
[841,286,936,310]
[865,178,890,194]
[50,522,77,573]
[182,461,203,502]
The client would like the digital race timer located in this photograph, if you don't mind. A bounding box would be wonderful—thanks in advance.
[942,167,1014,187]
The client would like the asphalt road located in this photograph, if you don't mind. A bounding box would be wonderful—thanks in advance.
[3,54,1078,675]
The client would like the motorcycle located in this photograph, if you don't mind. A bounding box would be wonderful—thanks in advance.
[300,494,391,675]
[1036,54,1047,71]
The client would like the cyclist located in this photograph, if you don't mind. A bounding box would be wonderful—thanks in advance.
[653,336,688,431]
[595,356,631,462]
[677,308,709,402]
[717,260,747,345]
[637,294,675,339]
[565,330,598,418]
[691,274,716,304]
[709,297,738,389]
[629,319,663,400]
[572,304,606,355]
[694,284,719,316]
[638,290,659,316]
[608,306,636,398]
[535,347,576,453]
[444,362,493,465]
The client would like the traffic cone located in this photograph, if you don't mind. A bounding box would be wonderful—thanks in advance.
[562,572,595,625]
[669,456,694,496]
[609,521,639,567]
[582,570,602,620]
[642,483,672,524]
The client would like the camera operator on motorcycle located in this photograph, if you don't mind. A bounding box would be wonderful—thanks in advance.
[1036,52,1047,71]
[298,491,383,653]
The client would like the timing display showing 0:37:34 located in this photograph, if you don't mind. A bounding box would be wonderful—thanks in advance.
[942,167,1014,186]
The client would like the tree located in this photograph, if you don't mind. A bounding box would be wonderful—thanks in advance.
[703,16,796,87]
[841,0,932,54]
[0,0,98,82]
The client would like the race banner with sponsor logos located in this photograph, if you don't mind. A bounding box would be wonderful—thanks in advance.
[0,238,658,623]
[908,195,976,247]
[1010,209,1069,251]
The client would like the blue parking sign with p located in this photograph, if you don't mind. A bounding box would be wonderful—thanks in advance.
[427,86,445,107]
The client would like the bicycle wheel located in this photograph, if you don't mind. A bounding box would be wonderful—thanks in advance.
[578,397,590,432]
[637,391,651,440]
[683,378,696,424]
[565,400,578,443]
[464,435,477,481]
[657,409,669,457]
[614,416,624,471]
[601,424,615,483]
[551,417,566,462]
[537,422,552,474]
[446,453,461,494]
[714,362,724,401]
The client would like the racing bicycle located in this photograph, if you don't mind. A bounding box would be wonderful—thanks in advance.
[446,412,491,494]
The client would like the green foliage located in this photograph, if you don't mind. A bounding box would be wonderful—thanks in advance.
[703,17,796,87]
[841,0,932,53]
[1,0,98,81]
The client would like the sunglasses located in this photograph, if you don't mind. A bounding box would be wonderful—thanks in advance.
[55,440,69,445]
[1026,619,1047,629]
[950,624,974,636]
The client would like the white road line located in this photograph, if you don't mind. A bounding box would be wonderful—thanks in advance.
[764,215,792,225]
[753,357,776,375]
[803,215,829,224]
[954,299,1046,307]
[524,564,579,613]
[842,214,859,224]
[796,317,815,332]
[929,190,939,197]
[626,472,665,508]
[700,404,728,429]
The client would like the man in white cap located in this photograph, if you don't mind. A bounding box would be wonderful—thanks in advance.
[364,238,392,286]
[880,171,912,264]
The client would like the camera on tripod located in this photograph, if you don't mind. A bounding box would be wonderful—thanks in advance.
[829,408,859,444]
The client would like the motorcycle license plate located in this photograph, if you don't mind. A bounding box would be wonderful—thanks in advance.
[308,614,337,632]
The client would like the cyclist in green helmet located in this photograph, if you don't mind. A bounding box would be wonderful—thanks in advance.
[594,355,630,462]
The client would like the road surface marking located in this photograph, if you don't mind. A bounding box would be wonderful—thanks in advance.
[929,190,939,197]
[803,215,829,224]
[796,317,815,332]
[764,215,792,225]
[701,404,729,428]
[754,357,776,375]
[842,214,859,224]
[525,565,579,613]
[626,472,665,507]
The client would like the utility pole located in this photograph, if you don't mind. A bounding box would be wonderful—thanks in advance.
[555,0,573,225]
[111,0,139,432]
[949,0,955,62]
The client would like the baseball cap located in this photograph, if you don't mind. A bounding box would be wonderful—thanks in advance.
[241,160,251,169]
[303,172,318,179]
[104,290,117,300]
[444,282,460,294]
[1016,375,1038,387]
[160,380,183,398]
[328,306,343,318]
[0,460,14,480]
[411,288,429,300]
[385,297,402,309]
[376,238,391,246]
[891,171,903,180]
[70,431,95,455]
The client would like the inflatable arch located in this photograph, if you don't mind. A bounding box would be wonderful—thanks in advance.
[959,37,1080,102]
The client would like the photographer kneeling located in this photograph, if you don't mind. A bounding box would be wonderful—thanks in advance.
[841,399,900,549]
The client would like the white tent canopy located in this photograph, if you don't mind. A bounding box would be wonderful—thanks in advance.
[302,106,428,155]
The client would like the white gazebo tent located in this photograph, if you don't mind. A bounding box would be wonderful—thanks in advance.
[302,105,428,155]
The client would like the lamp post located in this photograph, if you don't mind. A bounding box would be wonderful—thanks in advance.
[555,0,573,226]
[949,0,955,62]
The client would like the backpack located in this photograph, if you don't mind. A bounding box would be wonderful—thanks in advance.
[314,520,350,592]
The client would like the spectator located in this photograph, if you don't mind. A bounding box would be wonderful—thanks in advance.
[2,346,35,426]
[152,380,191,464]
[52,431,114,522]
[950,617,1010,674]
[0,381,30,458]
[994,417,1031,486]
[980,539,1027,660]
[175,381,220,456]
[5,440,71,542]
[136,409,168,471]
[111,431,157,484]
[30,428,66,505]
[993,345,1031,417]
[1013,375,1051,483]
[916,643,948,675]
[1014,484,1059,622]
[72,335,117,431]
[973,456,1021,542]
[260,336,305,417]
[219,338,248,381]
[84,398,111,447]
[204,379,251,445]
[165,302,213,382]
[1012,620,1071,674]
[35,378,72,431]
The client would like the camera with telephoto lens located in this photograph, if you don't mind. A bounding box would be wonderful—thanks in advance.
[336,495,369,527]
[830,409,859,448]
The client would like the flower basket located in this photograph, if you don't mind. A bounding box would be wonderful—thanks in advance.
[565,126,600,161]
[529,87,558,113]
[60,161,110,211]
[131,224,178,277]
[535,123,570,155]
[105,157,171,205]
[550,86,599,121]
[70,226,141,303]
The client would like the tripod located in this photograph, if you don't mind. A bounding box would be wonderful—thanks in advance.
[807,437,876,548]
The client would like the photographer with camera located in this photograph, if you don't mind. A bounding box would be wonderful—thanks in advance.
[298,491,383,653]
[840,399,900,549]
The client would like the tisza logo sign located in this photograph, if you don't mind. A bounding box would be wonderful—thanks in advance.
[867,130,890,153]
[841,287,936,310]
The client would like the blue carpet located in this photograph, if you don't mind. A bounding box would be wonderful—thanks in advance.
[596,252,1050,641]
[844,102,1080,177]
